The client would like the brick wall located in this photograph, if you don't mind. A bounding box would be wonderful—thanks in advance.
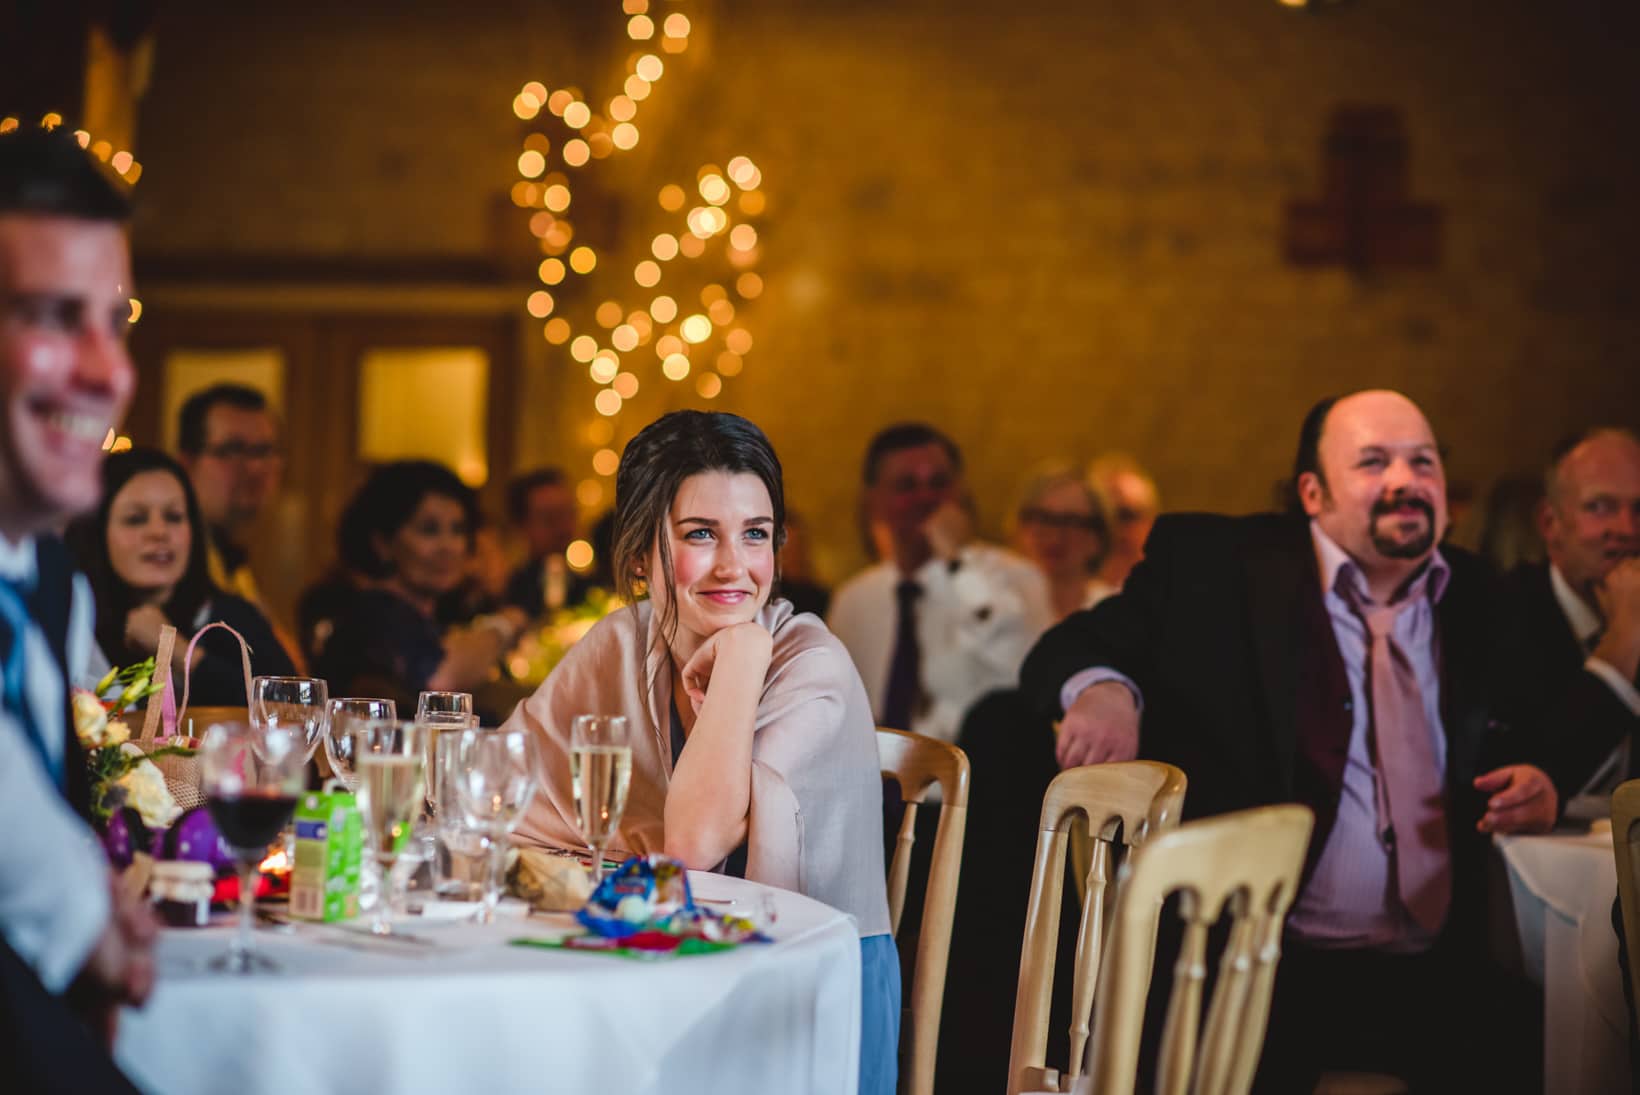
[131,0,1640,583]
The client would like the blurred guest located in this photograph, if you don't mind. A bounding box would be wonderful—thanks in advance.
[313,461,511,714]
[1023,391,1574,1090]
[294,561,357,667]
[777,509,831,618]
[0,123,154,1066]
[68,449,295,704]
[437,517,511,628]
[1502,427,1640,796]
[829,423,1051,742]
[503,467,590,616]
[175,383,281,606]
[585,509,617,591]
[1086,452,1160,591]
[1010,465,1115,620]
[507,411,896,1095]
[1478,474,1547,574]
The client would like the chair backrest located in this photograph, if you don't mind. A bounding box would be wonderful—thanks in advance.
[1006,762,1187,1095]
[1071,804,1315,1095]
[1612,781,1640,1032]
[179,706,250,738]
[877,727,971,1095]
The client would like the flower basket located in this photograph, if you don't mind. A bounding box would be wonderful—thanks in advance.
[137,621,255,813]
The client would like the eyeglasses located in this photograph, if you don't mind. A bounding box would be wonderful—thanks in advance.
[1020,507,1101,532]
[199,441,282,463]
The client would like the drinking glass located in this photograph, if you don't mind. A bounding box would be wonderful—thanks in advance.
[449,727,539,923]
[201,721,306,972]
[323,698,396,792]
[251,676,330,762]
[416,691,477,815]
[434,731,488,900]
[352,721,428,936]
[570,714,631,887]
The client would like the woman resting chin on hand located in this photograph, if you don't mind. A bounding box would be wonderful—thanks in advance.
[501,410,899,1095]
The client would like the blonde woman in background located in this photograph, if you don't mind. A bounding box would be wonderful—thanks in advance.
[1010,465,1117,620]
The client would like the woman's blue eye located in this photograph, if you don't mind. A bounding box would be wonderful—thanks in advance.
[745,528,769,541]
[684,528,714,541]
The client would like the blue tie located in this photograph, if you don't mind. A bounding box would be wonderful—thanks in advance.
[0,574,62,787]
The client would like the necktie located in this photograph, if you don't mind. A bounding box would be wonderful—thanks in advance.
[0,574,59,786]
[1356,596,1450,934]
[881,579,923,731]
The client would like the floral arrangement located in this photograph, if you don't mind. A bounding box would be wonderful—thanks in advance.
[505,588,624,686]
[74,658,188,830]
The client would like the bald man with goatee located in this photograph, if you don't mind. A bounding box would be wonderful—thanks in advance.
[1022,390,1563,1092]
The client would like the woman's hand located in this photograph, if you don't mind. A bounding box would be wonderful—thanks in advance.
[123,604,172,654]
[678,622,773,714]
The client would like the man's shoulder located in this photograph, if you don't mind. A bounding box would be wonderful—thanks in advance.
[830,562,894,606]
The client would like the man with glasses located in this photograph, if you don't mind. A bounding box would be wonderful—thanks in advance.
[175,382,282,606]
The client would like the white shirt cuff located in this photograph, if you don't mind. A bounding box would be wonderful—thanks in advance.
[1586,657,1640,718]
[1060,668,1145,717]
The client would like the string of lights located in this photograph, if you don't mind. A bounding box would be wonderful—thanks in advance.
[511,0,766,515]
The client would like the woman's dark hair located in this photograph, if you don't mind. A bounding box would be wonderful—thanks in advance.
[612,411,786,648]
[66,448,214,664]
[335,460,479,580]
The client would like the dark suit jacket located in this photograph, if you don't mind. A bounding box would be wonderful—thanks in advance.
[1020,512,1532,943]
[1499,562,1639,794]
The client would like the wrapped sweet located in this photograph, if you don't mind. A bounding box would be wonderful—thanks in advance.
[576,854,696,938]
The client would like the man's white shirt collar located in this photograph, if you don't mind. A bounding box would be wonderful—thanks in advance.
[1549,563,1603,648]
[0,534,37,584]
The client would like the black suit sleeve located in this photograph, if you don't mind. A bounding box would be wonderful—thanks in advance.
[1531,669,1638,799]
[1019,516,1178,724]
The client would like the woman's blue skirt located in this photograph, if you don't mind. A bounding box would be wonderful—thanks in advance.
[860,932,901,1095]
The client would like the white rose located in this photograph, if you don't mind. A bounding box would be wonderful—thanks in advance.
[72,691,111,748]
[115,745,183,829]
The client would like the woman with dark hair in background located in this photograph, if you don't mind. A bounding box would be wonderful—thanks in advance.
[312,460,514,715]
[66,448,295,704]
[504,410,898,1095]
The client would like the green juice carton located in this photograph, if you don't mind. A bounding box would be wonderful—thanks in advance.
[290,789,362,922]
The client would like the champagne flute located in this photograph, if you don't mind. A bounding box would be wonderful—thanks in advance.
[201,721,305,973]
[352,720,427,936]
[252,676,330,762]
[323,698,396,792]
[417,691,477,816]
[450,727,539,923]
[570,714,631,887]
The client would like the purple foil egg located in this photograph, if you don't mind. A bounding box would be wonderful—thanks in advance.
[102,811,134,869]
[164,807,234,871]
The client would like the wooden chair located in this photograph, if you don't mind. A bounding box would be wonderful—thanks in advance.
[877,727,971,1095]
[1612,780,1640,1037]
[174,706,250,737]
[1006,762,1187,1095]
[1069,804,1315,1095]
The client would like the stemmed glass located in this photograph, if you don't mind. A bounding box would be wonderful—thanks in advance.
[449,727,539,923]
[323,698,396,792]
[416,691,477,816]
[570,714,631,887]
[251,676,330,762]
[201,721,306,972]
[352,721,427,936]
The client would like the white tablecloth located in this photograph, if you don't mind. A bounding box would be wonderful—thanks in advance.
[1497,829,1630,1095]
[115,872,862,1095]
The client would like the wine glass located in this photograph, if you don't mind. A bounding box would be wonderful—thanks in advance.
[449,727,539,923]
[251,676,330,762]
[201,721,306,972]
[434,730,488,901]
[323,698,396,792]
[570,714,631,887]
[352,720,428,936]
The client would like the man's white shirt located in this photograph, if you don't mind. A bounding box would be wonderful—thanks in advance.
[828,542,1053,743]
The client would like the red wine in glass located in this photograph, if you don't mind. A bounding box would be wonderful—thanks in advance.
[208,790,299,858]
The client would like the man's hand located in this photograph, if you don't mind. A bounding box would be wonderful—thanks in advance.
[923,500,972,563]
[1593,557,1640,681]
[71,873,159,1046]
[1473,764,1558,835]
[679,623,773,715]
[1055,680,1140,769]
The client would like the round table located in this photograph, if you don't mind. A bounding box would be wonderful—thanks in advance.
[114,872,863,1095]
[1497,828,1630,1095]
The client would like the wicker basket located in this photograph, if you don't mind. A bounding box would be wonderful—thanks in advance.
[136,622,254,812]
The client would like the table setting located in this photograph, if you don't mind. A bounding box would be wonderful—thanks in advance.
[103,682,865,1095]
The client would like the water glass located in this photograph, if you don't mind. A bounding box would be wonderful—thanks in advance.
[570,714,631,887]
[200,720,306,972]
[417,691,477,815]
[352,720,427,936]
[323,697,396,791]
[251,676,330,762]
[449,727,539,923]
